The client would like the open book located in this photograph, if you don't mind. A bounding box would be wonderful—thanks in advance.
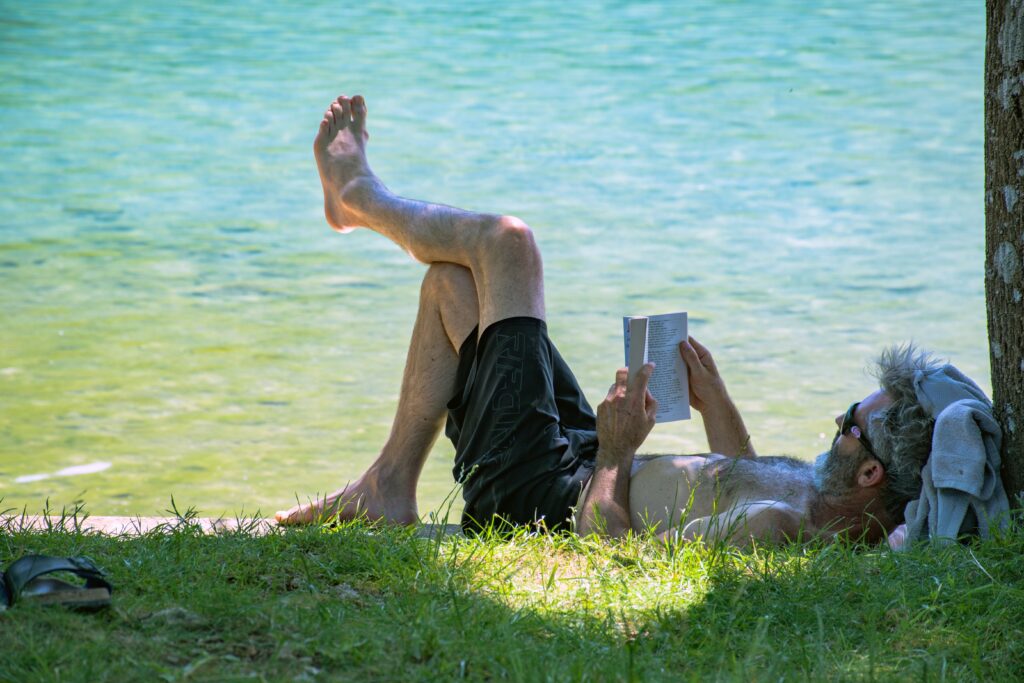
[623,312,691,423]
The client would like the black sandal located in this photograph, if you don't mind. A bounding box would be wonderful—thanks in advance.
[1,555,112,611]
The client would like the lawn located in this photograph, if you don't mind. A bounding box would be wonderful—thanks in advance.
[2,504,1022,682]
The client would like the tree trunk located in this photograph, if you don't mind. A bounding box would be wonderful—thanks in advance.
[985,0,1024,505]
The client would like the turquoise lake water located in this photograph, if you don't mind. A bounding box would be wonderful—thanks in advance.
[1,1,988,519]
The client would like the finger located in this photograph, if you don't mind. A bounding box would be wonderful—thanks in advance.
[678,340,705,373]
[689,336,716,366]
[607,368,628,401]
[629,362,655,398]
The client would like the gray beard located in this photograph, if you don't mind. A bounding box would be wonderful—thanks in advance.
[813,445,855,496]
[812,450,830,491]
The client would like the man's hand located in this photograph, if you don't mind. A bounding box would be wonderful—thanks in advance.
[678,336,756,458]
[578,363,657,539]
[887,523,908,550]
[596,363,658,462]
[678,336,728,413]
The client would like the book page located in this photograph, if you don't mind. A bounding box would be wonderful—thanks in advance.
[623,312,690,423]
[624,316,649,383]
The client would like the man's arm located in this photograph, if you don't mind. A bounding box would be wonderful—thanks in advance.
[678,337,757,458]
[659,501,803,547]
[576,364,657,538]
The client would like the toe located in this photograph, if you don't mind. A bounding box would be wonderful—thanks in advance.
[314,117,330,148]
[330,102,347,130]
[325,106,337,134]
[339,97,354,128]
[351,95,367,130]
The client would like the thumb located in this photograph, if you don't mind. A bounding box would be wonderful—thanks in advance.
[645,388,658,421]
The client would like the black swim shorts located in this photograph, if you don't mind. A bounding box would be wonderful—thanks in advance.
[445,316,598,532]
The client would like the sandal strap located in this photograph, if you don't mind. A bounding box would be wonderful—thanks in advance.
[2,555,112,606]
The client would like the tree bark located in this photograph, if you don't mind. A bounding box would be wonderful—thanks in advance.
[985,0,1024,505]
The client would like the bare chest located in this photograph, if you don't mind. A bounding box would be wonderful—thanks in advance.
[697,455,816,515]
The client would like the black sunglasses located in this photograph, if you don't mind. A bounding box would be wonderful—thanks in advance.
[834,401,882,465]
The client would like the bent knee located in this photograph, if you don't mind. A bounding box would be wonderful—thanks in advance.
[493,215,535,246]
[486,215,541,266]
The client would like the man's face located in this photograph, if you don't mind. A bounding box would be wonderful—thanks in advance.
[813,390,893,495]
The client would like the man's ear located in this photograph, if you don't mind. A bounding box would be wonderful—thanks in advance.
[856,458,885,488]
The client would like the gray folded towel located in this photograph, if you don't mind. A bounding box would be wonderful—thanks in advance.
[902,365,1011,546]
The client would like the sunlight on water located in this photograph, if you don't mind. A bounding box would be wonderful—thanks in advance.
[0,1,987,518]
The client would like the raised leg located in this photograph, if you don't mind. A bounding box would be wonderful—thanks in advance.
[313,93,545,331]
[276,263,479,525]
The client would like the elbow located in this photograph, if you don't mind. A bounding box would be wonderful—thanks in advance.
[576,507,630,540]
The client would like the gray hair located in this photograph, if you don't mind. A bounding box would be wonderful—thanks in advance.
[867,344,942,522]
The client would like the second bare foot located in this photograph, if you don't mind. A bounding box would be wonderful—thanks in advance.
[275,471,418,527]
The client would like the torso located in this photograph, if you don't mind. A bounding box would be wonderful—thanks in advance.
[626,454,818,539]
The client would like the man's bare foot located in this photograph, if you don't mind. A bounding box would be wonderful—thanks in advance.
[274,471,418,526]
[313,94,375,234]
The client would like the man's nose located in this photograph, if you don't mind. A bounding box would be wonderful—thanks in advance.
[834,414,843,429]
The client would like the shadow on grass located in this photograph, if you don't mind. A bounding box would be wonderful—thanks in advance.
[2,502,1023,682]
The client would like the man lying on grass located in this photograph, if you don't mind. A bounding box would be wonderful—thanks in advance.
[276,92,941,546]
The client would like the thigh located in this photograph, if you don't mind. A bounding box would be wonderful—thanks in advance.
[548,343,597,431]
[475,217,546,333]
[426,262,479,352]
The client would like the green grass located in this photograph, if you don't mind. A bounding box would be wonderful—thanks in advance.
[2,504,1023,682]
